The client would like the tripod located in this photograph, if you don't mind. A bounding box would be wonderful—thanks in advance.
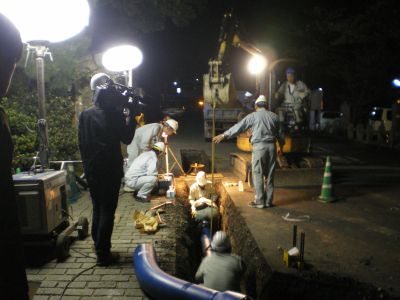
[163,135,185,176]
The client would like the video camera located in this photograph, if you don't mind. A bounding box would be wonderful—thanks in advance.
[93,78,145,115]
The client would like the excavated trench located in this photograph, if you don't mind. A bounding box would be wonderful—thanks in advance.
[170,178,393,300]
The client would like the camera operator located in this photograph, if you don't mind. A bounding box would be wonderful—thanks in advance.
[78,73,136,266]
[0,13,29,299]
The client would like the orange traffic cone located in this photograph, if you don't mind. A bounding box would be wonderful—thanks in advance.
[318,156,336,203]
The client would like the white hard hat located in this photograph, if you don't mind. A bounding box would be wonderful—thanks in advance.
[196,171,207,186]
[90,73,110,91]
[153,142,165,153]
[255,95,267,104]
[211,231,231,253]
[165,119,178,133]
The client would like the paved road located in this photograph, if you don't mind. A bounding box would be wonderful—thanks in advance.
[171,110,400,297]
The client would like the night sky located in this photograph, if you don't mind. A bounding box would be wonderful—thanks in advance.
[89,0,400,110]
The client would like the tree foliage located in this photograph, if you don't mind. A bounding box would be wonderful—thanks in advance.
[92,0,207,32]
[1,36,93,169]
[292,0,400,120]
[2,0,208,168]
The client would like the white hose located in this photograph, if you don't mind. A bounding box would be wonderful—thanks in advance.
[282,213,310,222]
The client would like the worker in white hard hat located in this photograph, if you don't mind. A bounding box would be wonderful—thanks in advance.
[188,171,219,224]
[213,95,284,208]
[195,231,244,292]
[126,118,178,172]
[124,142,165,202]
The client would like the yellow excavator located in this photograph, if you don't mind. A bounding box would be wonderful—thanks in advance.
[203,12,323,184]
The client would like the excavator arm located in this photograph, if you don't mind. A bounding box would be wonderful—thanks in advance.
[203,12,263,106]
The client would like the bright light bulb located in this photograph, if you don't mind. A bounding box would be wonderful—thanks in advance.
[0,0,90,43]
[248,55,267,75]
[392,78,400,88]
[102,45,143,72]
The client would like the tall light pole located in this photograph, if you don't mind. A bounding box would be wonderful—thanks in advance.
[101,44,145,169]
[1,0,90,170]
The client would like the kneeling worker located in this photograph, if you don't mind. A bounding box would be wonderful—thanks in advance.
[126,118,178,168]
[195,231,244,292]
[189,171,219,225]
[124,142,165,202]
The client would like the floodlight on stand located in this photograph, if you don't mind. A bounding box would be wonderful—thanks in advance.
[0,0,90,170]
[102,45,143,88]
[0,0,90,43]
[102,45,143,72]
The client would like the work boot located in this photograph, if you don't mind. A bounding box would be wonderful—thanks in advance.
[248,201,265,209]
[96,251,120,266]
[134,195,149,203]
[124,186,135,193]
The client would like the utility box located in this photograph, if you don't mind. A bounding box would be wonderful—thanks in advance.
[13,170,67,235]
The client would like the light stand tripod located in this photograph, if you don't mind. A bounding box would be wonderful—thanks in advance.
[163,134,185,176]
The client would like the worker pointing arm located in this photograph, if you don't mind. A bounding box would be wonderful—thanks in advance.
[213,95,281,208]
[213,113,253,144]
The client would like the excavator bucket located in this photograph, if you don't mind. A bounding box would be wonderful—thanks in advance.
[203,60,237,105]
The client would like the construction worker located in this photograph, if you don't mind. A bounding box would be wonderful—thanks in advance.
[195,231,244,292]
[124,142,165,202]
[126,118,178,168]
[213,95,283,208]
[275,67,310,128]
[188,171,219,225]
[78,73,136,266]
[0,13,29,299]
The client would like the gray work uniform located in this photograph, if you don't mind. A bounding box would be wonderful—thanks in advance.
[223,108,282,206]
[127,123,162,167]
[189,182,219,224]
[124,151,158,199]
[195,252,244,292]
[276,80,310,124]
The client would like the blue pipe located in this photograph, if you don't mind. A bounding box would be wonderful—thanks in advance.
[133,244,250,300]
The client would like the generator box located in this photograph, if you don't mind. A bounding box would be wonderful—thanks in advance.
[13,170,67,236]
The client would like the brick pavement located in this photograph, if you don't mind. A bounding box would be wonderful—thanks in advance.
[28,190,178,300]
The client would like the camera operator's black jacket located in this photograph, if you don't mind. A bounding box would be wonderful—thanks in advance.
[78,87,136,179]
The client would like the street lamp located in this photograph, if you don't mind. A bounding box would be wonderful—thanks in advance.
[102,45,143,88]
[1,0,90,169]
[247,54,267,94]
[392,78,400,88]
